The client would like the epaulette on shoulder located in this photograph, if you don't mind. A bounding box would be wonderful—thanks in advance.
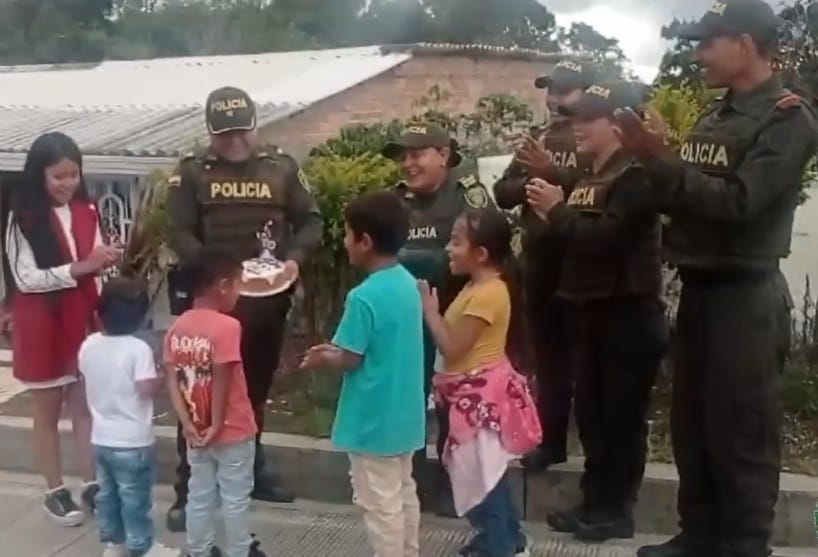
[774,91,806,111]
[257,145,286,159]
[180,151,197,162]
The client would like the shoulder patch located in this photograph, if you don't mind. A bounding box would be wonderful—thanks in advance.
[460,174,477,188]
[168,174,182,188]
[464,184,489,209]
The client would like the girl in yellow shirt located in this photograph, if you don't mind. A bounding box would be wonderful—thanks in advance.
[419,209,540,557]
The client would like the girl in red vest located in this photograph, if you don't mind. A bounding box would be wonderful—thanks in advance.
[3,132,121,526]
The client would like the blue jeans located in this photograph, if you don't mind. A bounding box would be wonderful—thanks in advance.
[186,438,255,557]
[94,445,156,557]
[465,474,526,557]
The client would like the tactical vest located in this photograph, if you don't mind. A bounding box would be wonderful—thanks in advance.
[189,151,289,261]
[396,173,479,309]
[558,157,662,302]
[668,91,808,271]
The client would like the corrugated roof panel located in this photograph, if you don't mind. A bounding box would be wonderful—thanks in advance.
[0,46,411,110]
[0,103,296,158]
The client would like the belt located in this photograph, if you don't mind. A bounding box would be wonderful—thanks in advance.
[679,266,777,287]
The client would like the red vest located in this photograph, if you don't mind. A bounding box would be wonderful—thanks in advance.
[12,201,100,383]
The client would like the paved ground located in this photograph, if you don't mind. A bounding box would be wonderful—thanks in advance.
[3,471,816,557]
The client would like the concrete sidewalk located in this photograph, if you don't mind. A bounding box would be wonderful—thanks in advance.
[2,471,815,557]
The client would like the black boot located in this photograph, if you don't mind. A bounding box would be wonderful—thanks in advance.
[521,445,567,473]
[166,498,186,533]
[251,439,295,503]
[546,503,588,533]
[637,533,719,557]
[574,507,634,542]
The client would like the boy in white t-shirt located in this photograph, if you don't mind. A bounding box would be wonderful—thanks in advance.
[79,277,175,557]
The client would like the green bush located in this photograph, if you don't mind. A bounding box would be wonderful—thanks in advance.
[300,152,401,337]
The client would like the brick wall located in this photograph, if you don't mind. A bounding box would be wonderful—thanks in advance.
[260,54,554,158]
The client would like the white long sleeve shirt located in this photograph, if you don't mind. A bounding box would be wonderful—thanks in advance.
[5,206,102,294]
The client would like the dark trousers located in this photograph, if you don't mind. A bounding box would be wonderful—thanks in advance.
[413,322,451,504]
[672,273,787,557]
[465,474,526,557]
[524,268,574,455]
[173,293,292,505]
[574,297,667,512]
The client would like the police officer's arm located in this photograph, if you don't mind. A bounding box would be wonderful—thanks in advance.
[546,168,655,242]
[493,160,528,209]
[645,105,818,222]
[281,155,323,265]
[166,162,203,263]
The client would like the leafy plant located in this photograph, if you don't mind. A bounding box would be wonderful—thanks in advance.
[300,152,401,337]
[110,169,172,305]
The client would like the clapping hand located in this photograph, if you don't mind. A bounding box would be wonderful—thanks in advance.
[300,344,342,371]
[515,135,552,178]
[525,178,564,217]
[417,280,439,315]
[613,107,668,162]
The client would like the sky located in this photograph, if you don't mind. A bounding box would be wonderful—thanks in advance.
[542,0,770,82]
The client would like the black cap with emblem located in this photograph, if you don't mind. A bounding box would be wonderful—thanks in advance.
[534,60,598,94]
[381,123,463,167]
[558,81,646,121]
[206,86,257,135]
[674,0,779,45]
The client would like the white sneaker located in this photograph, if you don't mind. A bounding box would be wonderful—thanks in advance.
[143,542,180,557]
[102,543,126,557]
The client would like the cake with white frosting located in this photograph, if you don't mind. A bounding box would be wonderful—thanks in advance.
[240,257,290,297]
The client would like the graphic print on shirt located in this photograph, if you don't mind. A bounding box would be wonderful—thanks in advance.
[168,334,215,431]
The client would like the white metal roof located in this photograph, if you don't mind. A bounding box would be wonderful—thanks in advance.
[0,46,412,173]
[0,46,412,111]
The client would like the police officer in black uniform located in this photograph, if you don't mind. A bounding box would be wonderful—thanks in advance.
[527,82,667,542]
[494,60,598,472]
[165,86,323,531]
[612,2,818,556]
[381,123,495,517]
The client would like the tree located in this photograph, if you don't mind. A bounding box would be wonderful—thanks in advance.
[558,22,628,79]
[657,0,818,99]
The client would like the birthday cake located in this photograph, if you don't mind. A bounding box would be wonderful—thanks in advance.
[238,220,294,297]
[240,258,291,297]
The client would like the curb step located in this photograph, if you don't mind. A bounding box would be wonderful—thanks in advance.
[0,416,814,548]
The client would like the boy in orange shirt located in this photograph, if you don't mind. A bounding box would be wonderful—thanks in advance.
[164,247,265,557]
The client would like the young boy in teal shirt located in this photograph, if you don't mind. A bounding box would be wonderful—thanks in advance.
[300,190,426,557]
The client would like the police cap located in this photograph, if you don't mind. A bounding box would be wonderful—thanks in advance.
[381,123,462,167]
[558,81,645,121]
[206,86,257,135]
[534,60,598,94]
[675,0,779,45]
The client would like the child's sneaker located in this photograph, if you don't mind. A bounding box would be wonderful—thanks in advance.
[101,543,126,557]
[81,481,100,514]
[184,547,222,557]
[44,486,84,527]
[142,542,178,557]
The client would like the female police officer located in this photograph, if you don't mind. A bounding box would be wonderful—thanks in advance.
[381,123,494,517]
[527,82,668,543]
